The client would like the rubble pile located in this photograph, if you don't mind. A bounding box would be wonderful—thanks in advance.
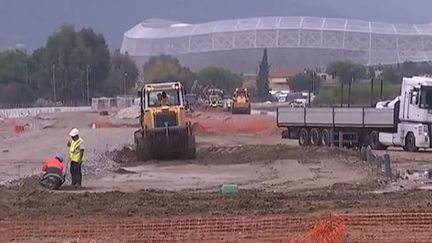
[115,106,140,119]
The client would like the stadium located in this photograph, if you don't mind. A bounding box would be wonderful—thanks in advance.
[121,16,432,73]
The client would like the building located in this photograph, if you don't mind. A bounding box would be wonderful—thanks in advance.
[269,69,298,91]
[121,16,432,73]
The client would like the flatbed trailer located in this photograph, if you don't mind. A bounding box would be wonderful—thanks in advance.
[277,76,432,152]
[277,107,397,149]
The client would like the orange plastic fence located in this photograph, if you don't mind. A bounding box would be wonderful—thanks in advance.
[291,214,347,243]
[191,114,280,135]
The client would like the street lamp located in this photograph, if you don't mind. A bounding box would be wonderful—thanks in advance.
[86,65,90,105]
[52,64,57,103]
[124,72,128,95]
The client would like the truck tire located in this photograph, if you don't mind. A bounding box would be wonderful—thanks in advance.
[320,129,331,147]
[298,128,309,146]
[404,132,418,152]
[369,131,387,150]
[310,128,321,146]
[183,135,197,160]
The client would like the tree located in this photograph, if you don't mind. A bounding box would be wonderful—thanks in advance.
[143,55,196,90]
[381,66,402,84]
[104,50,139,96]
[256,48,271,100]
[31,25,111,103]
[0,50,29,85]
[288,71,323,93]
[78,28,111,97]
[326,61,366,83]
[197,66,242,93]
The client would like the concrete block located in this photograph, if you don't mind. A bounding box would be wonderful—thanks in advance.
[383,154,392,178]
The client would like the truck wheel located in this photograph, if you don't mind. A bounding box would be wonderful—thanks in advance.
[134,131,151,161]
[182,134,197,160]
[321,129,331,147]
[404,132,418,152]
[298,128,309,146]
[369,131,387,150]
[310,128,321,146]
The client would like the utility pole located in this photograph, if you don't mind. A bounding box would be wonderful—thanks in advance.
[124,72,128,95]
[304,68,312,107]
[86,64,90,105]
[311,70,315,94]
[52,64,57,103]
[348,72,353,107]
[24,49,29,86]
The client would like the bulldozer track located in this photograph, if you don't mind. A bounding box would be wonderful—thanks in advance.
[3,213,432,242]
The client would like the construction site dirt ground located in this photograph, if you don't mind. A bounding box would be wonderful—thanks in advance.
[2,110,432,242]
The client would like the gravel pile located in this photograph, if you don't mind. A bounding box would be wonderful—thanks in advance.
[115,106,139,119]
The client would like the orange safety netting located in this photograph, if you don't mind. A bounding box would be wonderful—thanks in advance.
[291,214,347,243]
[190,114,280,135]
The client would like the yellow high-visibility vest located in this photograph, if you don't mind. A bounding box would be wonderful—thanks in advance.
[69,138,84,163]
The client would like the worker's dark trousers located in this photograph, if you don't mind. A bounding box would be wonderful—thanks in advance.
[70,161,82,186]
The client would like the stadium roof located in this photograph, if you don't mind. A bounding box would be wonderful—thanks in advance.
[124,16,432,39]
[122,16,432,69]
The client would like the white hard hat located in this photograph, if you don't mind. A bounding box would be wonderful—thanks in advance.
[69,128,79,137]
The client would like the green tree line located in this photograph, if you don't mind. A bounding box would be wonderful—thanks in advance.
[142,55,243,94]
[0,25,139,106]
[287,60,432,106]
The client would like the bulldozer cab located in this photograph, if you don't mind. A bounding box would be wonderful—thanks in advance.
[233,88,249,102]
[142,82,185,108]
[139,82,187,129]
[232,88,251,114]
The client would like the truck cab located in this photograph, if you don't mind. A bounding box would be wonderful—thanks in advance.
[400,77,432,123]
[379,77,432,151]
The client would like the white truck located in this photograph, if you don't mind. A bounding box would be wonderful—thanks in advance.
[277,76,432,152]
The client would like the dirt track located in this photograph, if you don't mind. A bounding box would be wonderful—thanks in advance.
[2,172,432,220]
[90,144,367,192]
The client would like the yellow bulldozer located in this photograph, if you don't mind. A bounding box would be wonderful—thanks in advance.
[231,88,251,114]
[134,82,196,161]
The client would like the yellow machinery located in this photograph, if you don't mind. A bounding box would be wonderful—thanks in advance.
[134,82,196,160]
[232,88,251,114]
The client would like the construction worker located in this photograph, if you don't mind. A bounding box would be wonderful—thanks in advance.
[155,93,162,106]
[40,155,66,190]
[67,128,85,187]
[161,91,170,106]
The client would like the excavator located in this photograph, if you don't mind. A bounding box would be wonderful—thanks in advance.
[134,82,196,160]
[232,88,251,114]
[206,88,224,108]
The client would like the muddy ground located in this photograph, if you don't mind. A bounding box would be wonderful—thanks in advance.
[90,144,367,192]
[1,143,432,221]
[2,174,432,220]
[2,110,432,222]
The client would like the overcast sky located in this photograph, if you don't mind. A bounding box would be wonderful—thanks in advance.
[1,0,432,51]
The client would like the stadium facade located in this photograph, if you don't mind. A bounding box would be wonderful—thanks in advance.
[121,16,432,73]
